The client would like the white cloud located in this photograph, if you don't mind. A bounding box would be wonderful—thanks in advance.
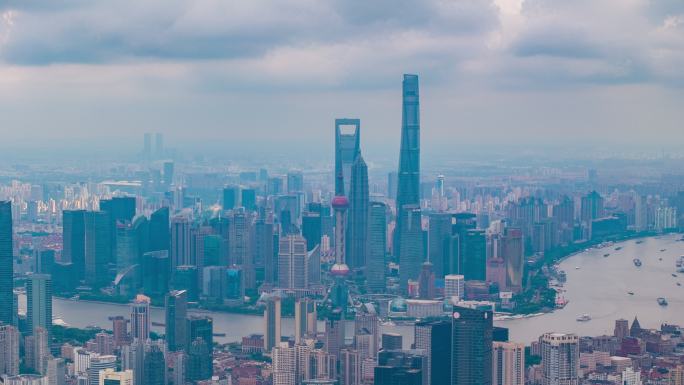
[0,0,683,152]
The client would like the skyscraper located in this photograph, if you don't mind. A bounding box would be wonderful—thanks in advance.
[540,333,579,385]
[227,208,255,289]
[187,337,211,382]
[47,357,66,385]
[256,218,276,284]
[347,154,369,270]
[329,195,351,312]
[186,314,213,350]
[130,295,151,341]
[428,212,452,278]
[334,118,361,196]
[580,191,604,239]
[100,196,136,224]
[461,229,487,281]
[149,207,170,253]
[62,210,86,281]
[100,197,136,264]
[241,188,257,211]
[278,235,308,290]
[375,350,426,385]
[501,228,524,293]
[166,290,188,352]
[155,133,164,158]
[324,311,345,359]
[287,171,304,193]
[142,250,170,297]
[395,74,421,260]
[294,298,316,344]
[492,341,525,385]
[340,349,362,385]
[264,296,282,352]
[444,274,465,301]
[415,319,452,385]
[26,274,52,338]
[416,261,435,299]
[354,303,379,359]
[367,201,387,293]
[451,306,493,385]
[0,324,20,377]
[614,319,629,341]
[398,205,424,292]
[185,315,213,381]
[164,161,174,189]
[223,186,239,211]
[272,342,296,385]
[171,215,191,269]
[143,344,166,385]
[0,201,13,326]
[87,355,117,385]
[84,211,112,287]
[29,327,49,375]
[302,211,322,251]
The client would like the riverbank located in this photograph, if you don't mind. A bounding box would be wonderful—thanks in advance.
[513,230,676,315]
[52,235,684,344]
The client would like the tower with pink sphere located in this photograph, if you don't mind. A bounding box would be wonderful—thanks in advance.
[331,195,350,276]
[328,194,351,313]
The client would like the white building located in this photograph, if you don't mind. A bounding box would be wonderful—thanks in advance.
[406,299,443,318]
[456,300,496,312]
[272,342,295,385]
[99,369,133,385]
[621,367,642,385]
[655,206,677,231]
[86,355,117,385]
[73,348,92,376]
[444,275,465,301]
[130,295,151,341]
[278,235,308,290]
[540,333,579,385]
[4,375,48,385]
[493,341,525,385]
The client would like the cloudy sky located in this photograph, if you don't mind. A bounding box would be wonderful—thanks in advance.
[0,0,683,159]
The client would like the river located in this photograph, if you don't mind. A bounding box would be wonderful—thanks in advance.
[52,234,684,346]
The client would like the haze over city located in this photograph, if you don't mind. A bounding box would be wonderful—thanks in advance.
[1,0,684,159]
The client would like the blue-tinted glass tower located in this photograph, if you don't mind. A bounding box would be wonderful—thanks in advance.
[334,119,361,196]
[395,75,421,286]
[347,154,369,270]
[0,201,13,325]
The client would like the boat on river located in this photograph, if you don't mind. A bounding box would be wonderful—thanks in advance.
[657,297,668,306]
[576,314,592,322]
[633,258,642,267]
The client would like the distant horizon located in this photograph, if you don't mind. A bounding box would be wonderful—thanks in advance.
[2,1,684,155]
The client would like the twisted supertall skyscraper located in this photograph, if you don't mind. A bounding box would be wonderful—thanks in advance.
[0,201,13,326]
[395,74,423,292]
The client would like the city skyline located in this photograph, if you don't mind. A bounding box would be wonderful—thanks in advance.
[0,2,683,385]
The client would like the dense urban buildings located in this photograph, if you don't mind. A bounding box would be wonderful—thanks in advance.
[0,72,683,385]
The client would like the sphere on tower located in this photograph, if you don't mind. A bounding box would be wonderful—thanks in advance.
[330,263,350,277]
[332,195,349,210]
